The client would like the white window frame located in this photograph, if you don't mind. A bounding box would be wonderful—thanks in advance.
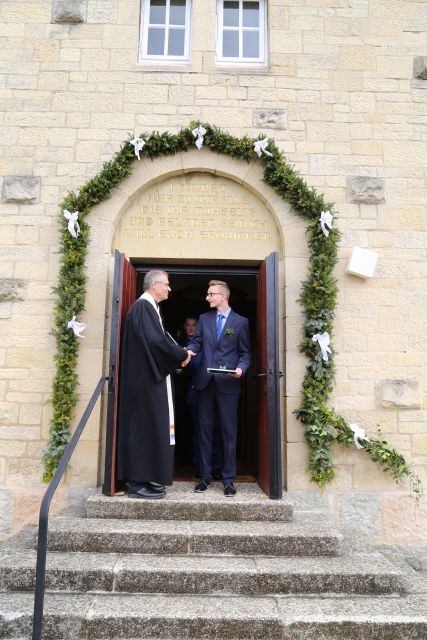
[216,0,267,67]
[139,0,192,64]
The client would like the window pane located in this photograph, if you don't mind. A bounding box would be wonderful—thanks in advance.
[223,30,239,57]
[168,28,185,55]
[243,1,259,27]
[223,1,239,27]
[243,30,259,58]
[149,0,166,24]
[170,0,186,25]
[147,27,165,54]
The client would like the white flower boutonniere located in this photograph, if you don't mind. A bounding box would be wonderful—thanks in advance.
[225,327,234,336]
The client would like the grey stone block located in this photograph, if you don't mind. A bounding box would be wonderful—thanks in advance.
[1,176,40,204]
[376,379,422,409]
[87,483,294,522]
[0,488,12,534]
[413,56,427,80]
[53,0,87,23]
[0,278,27,302]
[277,593,427,640]
[346,176,385,204]
[253,108,287,129]
[45,514,342,556]
[338,493,380,537]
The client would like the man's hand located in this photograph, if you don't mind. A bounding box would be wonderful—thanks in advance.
[181,350,196,367]
[230,367,243,379]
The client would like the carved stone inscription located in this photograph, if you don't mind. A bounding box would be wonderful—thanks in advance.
[115,173,280,260]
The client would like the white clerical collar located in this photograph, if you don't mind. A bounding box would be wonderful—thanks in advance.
[140,291,159,312]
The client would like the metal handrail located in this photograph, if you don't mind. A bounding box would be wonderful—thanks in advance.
[32,376,108,640]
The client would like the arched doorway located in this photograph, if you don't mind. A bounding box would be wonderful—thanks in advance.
[99,169,285,498]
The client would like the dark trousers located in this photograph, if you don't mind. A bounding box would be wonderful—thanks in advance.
[198,380,239,483]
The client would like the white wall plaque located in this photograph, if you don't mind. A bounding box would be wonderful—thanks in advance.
[346,247,378,278]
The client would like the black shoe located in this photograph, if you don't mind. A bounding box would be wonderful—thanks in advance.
[223,482,236,497]
[194,478,211,493]
[128,483,166,500]
[148,482,166,492]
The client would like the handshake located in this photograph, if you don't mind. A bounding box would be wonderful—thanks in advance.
[181,350,196,368]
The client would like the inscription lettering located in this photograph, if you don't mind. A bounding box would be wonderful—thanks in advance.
[118,175,277,246]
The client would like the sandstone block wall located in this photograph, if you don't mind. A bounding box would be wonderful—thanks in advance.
[0,0,426,543]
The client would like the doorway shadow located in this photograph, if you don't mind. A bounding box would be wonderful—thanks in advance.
[135,267,258,482]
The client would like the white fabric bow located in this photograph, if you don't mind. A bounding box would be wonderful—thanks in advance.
[67,316,86,338]
[312,331,332,362]
[192,126,206,150]
[320,210,333,237]
[254,138,273,158]
[63,210,80,238]
[349,423,371,449]
[130,137,145,159]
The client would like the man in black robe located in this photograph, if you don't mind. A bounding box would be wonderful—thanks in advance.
[117,270,193,499]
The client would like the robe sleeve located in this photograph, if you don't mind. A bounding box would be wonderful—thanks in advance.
[132,300,187,382]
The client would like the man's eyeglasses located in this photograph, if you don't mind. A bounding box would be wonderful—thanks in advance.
[156,281,171,289]
[206,292,222,297]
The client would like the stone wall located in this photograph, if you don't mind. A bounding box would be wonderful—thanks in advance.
[0,0,426,542]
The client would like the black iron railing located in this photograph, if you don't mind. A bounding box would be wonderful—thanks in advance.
[32,376,108,640]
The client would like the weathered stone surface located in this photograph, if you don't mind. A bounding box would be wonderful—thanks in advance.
[0,488,12,534]
[338,493,380,537]
[253,108,288,129]
[0,278,27,302]
[45,513,342,556]
[277,594,427,640]
[87,483,294,522]
[393,545,427,573]
[413,57,427,80]
[376,379,422,409]
[346,176,385,204]
[52,0,87,23]
[1,176,40,205]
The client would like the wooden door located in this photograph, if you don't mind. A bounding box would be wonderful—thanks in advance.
[257,252,282,499]
[103,251,136,496]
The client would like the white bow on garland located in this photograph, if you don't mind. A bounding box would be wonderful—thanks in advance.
[349,423,371,449]
[320,210,333,237]
[312,331,332,362]
[192,126,207,150]
[130,137,145,160]
[254,138,273,158]
[67,316,86,338]
[63,210,80,238]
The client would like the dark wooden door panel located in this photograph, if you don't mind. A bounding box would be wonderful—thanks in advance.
[257,252,282,499]
[103,251,136,496]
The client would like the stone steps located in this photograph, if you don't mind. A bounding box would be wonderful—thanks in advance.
[44,514,342,556]
[1,592,426,640]
[0,549,405,595]
[86,483,294,522]
[1,486,425,639]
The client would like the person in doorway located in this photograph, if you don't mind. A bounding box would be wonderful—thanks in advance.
[117,270,194,500]
[174,316,201,468]
[187,280,250,497]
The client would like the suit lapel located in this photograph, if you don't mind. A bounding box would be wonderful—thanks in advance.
[209,311,217,343]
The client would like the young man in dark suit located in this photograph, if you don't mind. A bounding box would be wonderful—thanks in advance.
[187,280,250,496]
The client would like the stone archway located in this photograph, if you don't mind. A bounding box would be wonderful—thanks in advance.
[70,149,308,489]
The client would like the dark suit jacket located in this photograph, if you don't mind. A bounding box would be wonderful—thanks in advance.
[188,309,250,395]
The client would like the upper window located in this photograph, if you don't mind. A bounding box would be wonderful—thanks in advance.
[140,0,192,63]
[216,0,266,65]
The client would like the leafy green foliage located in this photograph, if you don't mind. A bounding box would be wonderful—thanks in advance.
[43,124,422,499]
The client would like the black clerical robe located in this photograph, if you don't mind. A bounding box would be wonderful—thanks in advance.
[117,297,187,486]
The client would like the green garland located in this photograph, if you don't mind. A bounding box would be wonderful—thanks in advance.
[43,123,422,500]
